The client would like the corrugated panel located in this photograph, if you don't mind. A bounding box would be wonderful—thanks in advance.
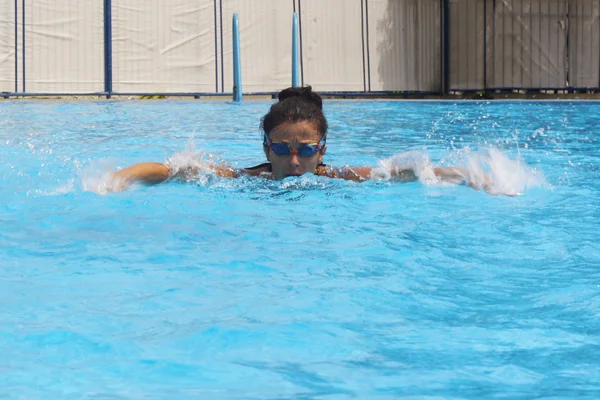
[569,0,600,88]
[491,0,568,89]
[367,0,440,91]
[221,0,294,93]
[112,0,215,93]
[537,0,567,88]
[300,0,364,92]
[518,0,535,87]
[22,0,104,93]
[418,0,442,91]
[0,0,15,92]
[450,0,486,90]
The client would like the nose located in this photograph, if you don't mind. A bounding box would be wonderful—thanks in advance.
[288,153,300,169]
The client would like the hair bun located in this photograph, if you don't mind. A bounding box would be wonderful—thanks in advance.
[277,85,323,111]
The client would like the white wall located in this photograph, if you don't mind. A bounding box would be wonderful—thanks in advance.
[0,0,17,92]
[112,0,216,93]
[23,0,104,93]
[220,0,294,93]
[300,0,365,92]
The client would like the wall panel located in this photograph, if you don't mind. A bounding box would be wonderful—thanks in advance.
[23,0,104,93]
[0,0,15,92]
[300,0,364,92]
[112,0,215,93]
[221,0,294,93]
[367,0,441,92]
[569,0,600,88]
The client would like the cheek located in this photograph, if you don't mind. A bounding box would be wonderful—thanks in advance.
[300,156,320,169]
[269,156,286,170]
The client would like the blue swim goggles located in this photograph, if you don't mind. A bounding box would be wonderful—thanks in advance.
[264,135,326,157]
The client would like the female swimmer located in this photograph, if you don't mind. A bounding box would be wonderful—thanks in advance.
[111,86,493,192]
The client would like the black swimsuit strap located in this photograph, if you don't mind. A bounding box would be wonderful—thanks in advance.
[243,162,272,171]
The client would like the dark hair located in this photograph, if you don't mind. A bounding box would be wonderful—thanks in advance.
[260,86,328,143]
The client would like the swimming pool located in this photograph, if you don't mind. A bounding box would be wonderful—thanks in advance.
[1,100,599,399]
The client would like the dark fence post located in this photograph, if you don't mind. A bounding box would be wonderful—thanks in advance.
[567,0,572,92]
[443,0,450,94]
[103,0,113,98]
[484,0,487,90]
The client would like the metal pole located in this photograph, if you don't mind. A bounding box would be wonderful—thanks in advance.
[365,0,371,91]
[14,0,17,92]
[220,0,224,92]
[567,0,572,91]
[213,0,218,92]
[361,0,367,92]
[232,13,242,102]
[22,0,25,92]
[103,0,113,98]
[292,12,300,87]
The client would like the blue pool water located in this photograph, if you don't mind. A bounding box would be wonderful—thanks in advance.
[1,100,599,399]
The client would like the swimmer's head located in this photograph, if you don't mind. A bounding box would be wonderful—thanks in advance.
[260,86,328,180]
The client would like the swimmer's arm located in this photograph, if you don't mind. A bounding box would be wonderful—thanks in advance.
[111,162,238,191]
[112,162,171,189]
[317,165,417,182]
[432,166,493,191]
[319,165,491,191]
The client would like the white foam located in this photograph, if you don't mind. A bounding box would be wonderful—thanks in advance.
[469,148,548,196]
[371,148,547,196]
[80,158,127,195]
[370,151,440,184]
[164,139,220,185]
[27,179,75,196]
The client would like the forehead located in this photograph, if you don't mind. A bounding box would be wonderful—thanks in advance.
[269,121,321,142]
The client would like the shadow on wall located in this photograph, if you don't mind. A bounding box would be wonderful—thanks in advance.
[374,0,441,92]
[374,0,401,92]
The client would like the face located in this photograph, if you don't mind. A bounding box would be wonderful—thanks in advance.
[264,120,327,180]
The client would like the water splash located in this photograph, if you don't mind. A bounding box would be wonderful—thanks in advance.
[371,148,547,196]
[80,158,126,195]
[466,148,547,196]
[27,179,75,197]
[80,138,230,194]
[371,151,439,184]
[164,138,226,185]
